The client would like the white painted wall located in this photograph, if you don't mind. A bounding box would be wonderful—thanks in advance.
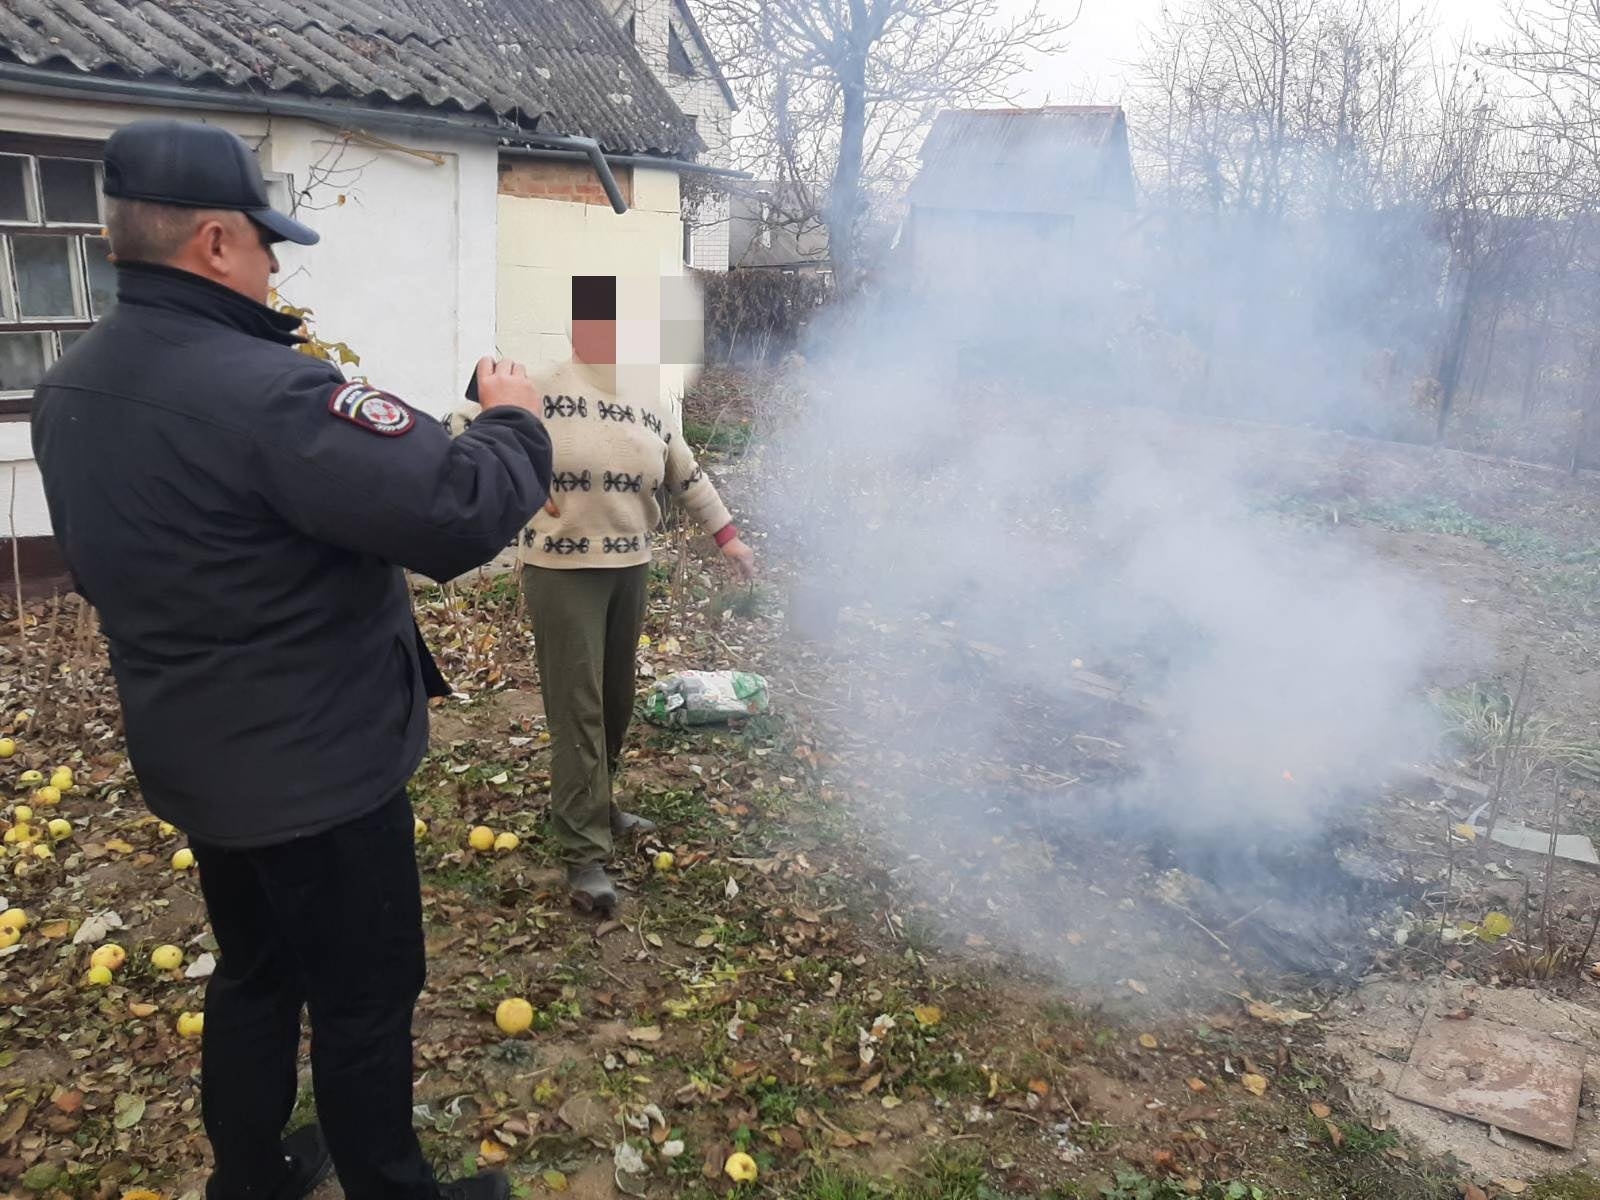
[497,166,694,415]
[1,92,496,537]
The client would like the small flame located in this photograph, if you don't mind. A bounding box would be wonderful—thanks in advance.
[1282,770,1296,784]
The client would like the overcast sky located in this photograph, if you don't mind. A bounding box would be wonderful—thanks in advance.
[1007,0,1516,105]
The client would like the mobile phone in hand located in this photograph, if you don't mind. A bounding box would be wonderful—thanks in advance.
[464,365,481,405]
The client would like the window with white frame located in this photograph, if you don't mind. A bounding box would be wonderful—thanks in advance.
[0,135,112,416]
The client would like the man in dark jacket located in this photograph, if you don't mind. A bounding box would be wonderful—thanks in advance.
[31,120,551,1200]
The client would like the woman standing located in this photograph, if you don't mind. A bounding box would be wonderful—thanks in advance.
[520,276,755,915]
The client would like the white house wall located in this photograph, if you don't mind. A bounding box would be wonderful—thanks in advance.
[0,93,495,537]
[497,163,693,416]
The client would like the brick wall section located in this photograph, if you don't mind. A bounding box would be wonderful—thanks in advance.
[498,159,635,208]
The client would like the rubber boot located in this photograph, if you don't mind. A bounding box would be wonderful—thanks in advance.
[610,804,657,840]
[567,862,618,916]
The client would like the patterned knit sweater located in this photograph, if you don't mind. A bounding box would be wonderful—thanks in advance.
[448,361,732,570]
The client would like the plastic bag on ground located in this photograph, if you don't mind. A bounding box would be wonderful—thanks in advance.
[645,670,770,727]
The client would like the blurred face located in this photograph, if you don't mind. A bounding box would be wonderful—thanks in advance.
[572,275,617,365]
[173,211,279,304]
[569,274,704,369]
[571,317,617,364]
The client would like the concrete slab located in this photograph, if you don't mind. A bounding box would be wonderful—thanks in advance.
[1325,978,1600,1178]
[1395,1012,1585,1148]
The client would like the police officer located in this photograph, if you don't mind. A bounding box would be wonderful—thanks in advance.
[31,120,551,1200]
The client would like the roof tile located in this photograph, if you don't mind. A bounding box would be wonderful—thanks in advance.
[0,0,700,156]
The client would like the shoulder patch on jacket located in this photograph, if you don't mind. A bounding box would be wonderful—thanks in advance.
[329,384,415,436]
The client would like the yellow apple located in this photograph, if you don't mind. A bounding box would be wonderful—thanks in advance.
[495,997,534,1035]
[90,943,127,973]
[724,1152,759,1183]
[150,944,183,971]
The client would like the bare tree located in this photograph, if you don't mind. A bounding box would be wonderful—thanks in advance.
[1130,0,1432,218]
[1491,1,1600,175]
[698,0,1070,291]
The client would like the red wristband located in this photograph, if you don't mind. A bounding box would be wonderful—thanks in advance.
[714,523,739,548]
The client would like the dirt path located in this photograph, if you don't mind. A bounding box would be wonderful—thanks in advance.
[7,405,1600,1198]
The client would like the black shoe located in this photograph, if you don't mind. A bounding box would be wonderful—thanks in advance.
[567,861,618,916]
[205,1123,333,1200]
[439,1169,510,1200]
[275,1123,334,1200]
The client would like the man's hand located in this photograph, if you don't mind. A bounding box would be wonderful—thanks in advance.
[475,356,541,415]
[721,536,756,581]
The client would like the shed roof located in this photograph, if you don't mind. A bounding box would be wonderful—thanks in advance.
[909,105,1134,216]
[0,0,701,156]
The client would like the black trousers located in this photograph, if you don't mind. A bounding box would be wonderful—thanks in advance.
[191,792,436,1200]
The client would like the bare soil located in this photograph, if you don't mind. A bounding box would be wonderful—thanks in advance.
[8,395,1600,1199]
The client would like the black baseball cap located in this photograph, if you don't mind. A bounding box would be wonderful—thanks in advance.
[102,119,319,246]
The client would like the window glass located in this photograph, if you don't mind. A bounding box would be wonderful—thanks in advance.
[38,158,99,224]
[0,332,50,392]
[0,156,31,222]
[85,236,116,317]
[13,236,81,318]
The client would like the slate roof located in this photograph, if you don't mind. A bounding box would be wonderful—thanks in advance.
[0,0,701,156]
[909,106,1135,216]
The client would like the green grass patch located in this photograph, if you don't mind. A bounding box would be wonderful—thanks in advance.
[683,417,754,455]
[788,1149,1024,1200]
[287,1082,318,1132]
[1274,492,1600,616]
[1532,1171,1600,1200]
[1350,497,1558,557]
[1318,1119,1398,1156]
[1434,680,1600,782]
[1080,1177,1271,1200]
[426,859,496,898]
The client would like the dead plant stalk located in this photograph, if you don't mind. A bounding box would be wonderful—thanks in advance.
[1479,655,1532,864]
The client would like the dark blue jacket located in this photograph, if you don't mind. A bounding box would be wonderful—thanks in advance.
[32,263,551,846]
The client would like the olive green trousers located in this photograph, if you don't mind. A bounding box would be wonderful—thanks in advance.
[521,564,649,865]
